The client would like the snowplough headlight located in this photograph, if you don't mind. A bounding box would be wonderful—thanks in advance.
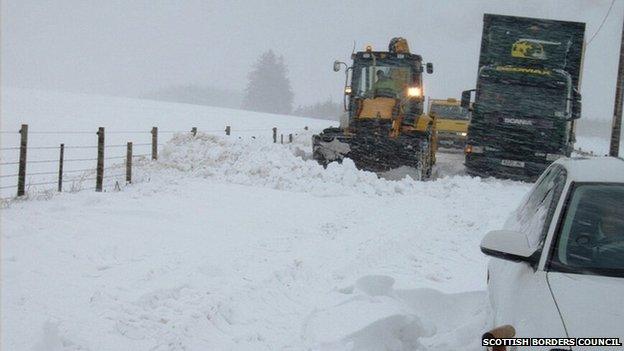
[407,87,422,97]
[344,86,352,95]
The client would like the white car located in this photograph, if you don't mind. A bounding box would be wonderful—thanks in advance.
[481,157,624,350]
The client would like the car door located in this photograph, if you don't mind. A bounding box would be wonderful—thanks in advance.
[545,183,624,350]
[488,165,569,340]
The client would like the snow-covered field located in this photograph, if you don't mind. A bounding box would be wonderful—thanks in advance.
[575,135,623,157]
[0,88,330,199]
[1,88,612,350]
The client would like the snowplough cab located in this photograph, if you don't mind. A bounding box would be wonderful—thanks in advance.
[313,38,437,179]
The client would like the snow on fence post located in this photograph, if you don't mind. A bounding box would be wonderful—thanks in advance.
[273,127,277,143]
[58,143,64,192]
[191,127,197,137]
[17,124,28,197]
[96,127,105,192]
[151,127,158,160]
[126,142,132,184]
[225,126,231,136]
[289,134,293,143]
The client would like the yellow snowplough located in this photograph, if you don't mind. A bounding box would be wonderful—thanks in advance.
[312,38,437,179]
[428,98,470,149]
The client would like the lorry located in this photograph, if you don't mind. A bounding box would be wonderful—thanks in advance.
[428,98,470,149]
[461,14,585,181]
[312,38,437,179]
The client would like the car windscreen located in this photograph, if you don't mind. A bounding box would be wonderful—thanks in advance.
[430,104,470,120]
[551,183,624,277]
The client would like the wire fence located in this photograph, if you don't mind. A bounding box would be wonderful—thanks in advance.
[0,124,311,201]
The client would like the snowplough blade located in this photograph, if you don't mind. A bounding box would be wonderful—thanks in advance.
[312,127,433,178]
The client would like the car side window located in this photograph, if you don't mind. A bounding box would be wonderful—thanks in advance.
[551,184,624,274]
[509,166,566,249]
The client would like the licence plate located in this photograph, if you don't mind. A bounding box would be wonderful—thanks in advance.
[501,159,525,168]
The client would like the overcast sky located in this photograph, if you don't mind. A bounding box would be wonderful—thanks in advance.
[2,0,623,120]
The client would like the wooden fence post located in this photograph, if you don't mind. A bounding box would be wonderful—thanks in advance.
[151,126,158,160]
[96,127,105,192]
[225,125,231,136]
[273,127,277,143]
[17,124,28,197]
[191,127,197,137]
[58,143,64,192]
[280,134,284,144]
[289,134,293,143]
[126,142,132,184]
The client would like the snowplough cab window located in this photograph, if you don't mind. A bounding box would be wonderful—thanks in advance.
[353,64,414,99]
[429,104,470,120]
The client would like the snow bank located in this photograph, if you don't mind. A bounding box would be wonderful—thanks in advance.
[148,132,414,196]
[139,131,521,200]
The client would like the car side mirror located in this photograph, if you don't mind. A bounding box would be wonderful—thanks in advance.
[460,89,475,109]
[480,230,538,263]
[333,60,342,72]
[426,62,434,74]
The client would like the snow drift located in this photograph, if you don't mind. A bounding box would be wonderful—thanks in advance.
[137,131,524,199]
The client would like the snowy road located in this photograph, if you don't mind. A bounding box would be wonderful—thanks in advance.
[2,132,530,350]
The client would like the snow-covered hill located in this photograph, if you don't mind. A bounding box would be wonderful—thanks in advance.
[0,88,331,133]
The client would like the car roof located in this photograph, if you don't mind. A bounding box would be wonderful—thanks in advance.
[555,156,624,183]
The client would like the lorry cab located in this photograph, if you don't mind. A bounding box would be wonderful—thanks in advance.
[460,14,585,181]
